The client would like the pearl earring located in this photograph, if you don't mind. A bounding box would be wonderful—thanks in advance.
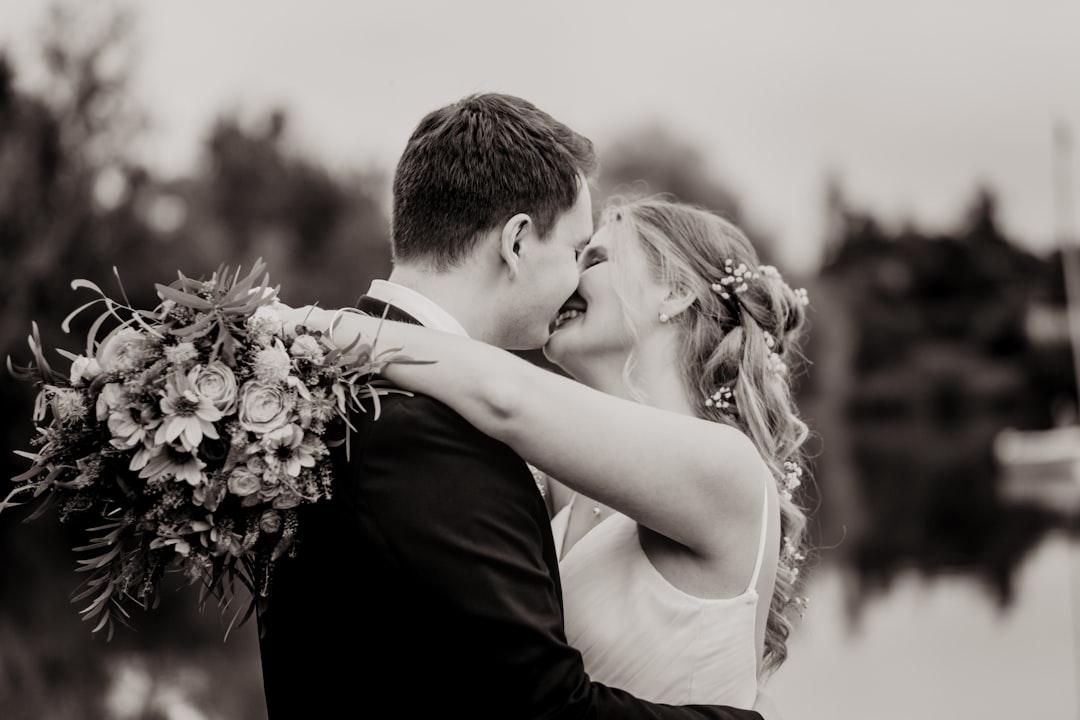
[659,313,670,323]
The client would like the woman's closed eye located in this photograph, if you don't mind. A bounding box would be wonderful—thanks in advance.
[578,248,607,271]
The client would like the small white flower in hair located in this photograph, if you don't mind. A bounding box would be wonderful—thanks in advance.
[704,386,735,411]
[763,331,787,375]
[780,461,803,500]
[711,259,758,300]
[758,265,782,279]
[768,352,787,376]
[782,535,806,563]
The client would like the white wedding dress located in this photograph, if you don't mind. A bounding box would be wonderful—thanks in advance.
[550,481,768,708]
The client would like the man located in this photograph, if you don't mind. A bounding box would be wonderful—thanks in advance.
[257,92,765,719]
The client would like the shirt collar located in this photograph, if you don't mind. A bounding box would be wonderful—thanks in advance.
[366,279,470,337]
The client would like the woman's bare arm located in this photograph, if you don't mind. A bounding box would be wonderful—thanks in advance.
[289,305,767,555]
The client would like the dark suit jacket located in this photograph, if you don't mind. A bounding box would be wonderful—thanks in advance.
[256,297,763,719]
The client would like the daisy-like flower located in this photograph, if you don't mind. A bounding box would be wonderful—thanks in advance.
[138,442,207,486]
[128,439,158,473]
[156,368,223,451]
[108,401,161,449]
[261,423,317,477]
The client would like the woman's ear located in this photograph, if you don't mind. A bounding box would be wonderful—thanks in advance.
[658,285,696,322]
[499,213,533,280]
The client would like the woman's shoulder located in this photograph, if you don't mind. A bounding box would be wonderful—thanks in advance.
[696,421,770,489]
[682,421,773,549]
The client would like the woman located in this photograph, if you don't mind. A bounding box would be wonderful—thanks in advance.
[287,196,812,706]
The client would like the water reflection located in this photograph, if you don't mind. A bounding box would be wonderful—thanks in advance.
[89,622,268,720]
[767,532,1080,719]
[106,656,211,720]
[91,536,1079,720]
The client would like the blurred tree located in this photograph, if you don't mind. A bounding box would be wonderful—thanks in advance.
[1,3,397,715]
[816,179,1073,612]
[170,108,392,309]
[0,5,163,717]
[0,5,280,718]
[0,3,146,357]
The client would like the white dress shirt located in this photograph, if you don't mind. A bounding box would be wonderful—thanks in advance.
[366,279,470,338]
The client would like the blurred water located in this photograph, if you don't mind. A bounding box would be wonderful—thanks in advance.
[766,531,1080,719]
[84,533,1080,720]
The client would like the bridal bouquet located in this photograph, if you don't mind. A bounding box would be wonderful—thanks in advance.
[4,260,406,638]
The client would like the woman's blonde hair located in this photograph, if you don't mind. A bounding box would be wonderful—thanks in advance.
[602,194,813,674]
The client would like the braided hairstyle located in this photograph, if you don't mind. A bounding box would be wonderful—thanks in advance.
[602,195,813,675]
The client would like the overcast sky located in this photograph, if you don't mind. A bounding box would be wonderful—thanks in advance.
[3,0,1079,272]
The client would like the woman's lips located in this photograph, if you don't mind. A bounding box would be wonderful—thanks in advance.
[553,308,584,330]
[551,292,587,332]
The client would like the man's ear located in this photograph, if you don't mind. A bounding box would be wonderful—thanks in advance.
[499,213,533,280]
[658,285,696,322]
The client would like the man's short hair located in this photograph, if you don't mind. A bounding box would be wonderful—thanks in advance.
[390,92,598,269]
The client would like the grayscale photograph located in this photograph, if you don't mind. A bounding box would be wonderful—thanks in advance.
[0,1,1077,718]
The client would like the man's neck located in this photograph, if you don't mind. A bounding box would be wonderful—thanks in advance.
[386,264,500,344]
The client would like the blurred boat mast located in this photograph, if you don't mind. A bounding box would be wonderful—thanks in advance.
[1054,119,1080,720]
[993,123,1080,512]
[1055,120,1080,403]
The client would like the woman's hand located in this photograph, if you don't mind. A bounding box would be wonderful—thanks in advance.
[276,304,327,338]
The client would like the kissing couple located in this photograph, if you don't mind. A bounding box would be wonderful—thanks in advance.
[256,92,812,719]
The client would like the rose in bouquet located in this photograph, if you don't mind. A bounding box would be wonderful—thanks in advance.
[3,260,408,638]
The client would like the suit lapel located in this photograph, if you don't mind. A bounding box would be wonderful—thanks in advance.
[358,294,564,598]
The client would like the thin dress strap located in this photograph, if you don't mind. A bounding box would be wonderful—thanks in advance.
[564,493,580,535]
[745,474,771,593]
[551,493,578,559]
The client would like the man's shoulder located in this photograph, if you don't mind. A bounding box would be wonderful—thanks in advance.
[341,390,538,499]
[353,390,511,453]
[334,389,540,517]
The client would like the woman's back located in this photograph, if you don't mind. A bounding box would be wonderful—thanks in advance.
[551,483,771,708]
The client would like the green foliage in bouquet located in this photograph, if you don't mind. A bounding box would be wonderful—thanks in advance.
[3,260,410,639]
